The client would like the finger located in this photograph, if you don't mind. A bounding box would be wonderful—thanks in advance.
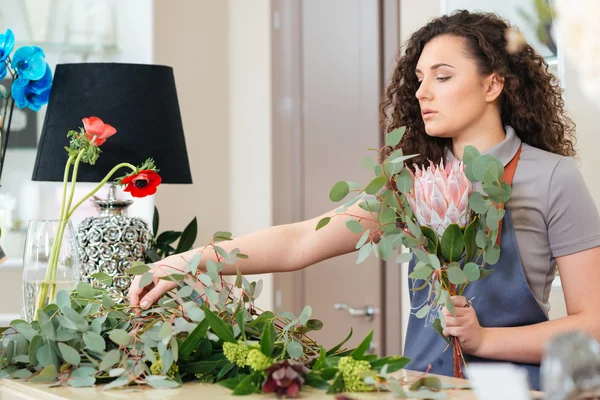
[129,276,143,306]
[140,282,169,309]
[444,326,460,338]
[443,316,460,327]
[450,295,468,307]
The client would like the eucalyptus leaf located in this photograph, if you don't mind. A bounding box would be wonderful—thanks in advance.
[447,265,467,285]
[299,306,312,326]
[330,181,350,202]
[364,176,387,195]
[484,244,501,265]
[462,145,481,164]
[468,192,489,214]
[287,341,303,358]
[385,126,405,147]
[415,304,430,319]
[476,230,488,249]
[125,263,150,275]
[356,242,372,264]
[177,285,194,299]
[377,236,393,261]
[361,156,377,170]
[83,331,105,353]
[355,229,370,249]
[139,272,154,289]
[316,217,331,230]
[58,343,81,366]
[396,252,413,264]
[395,167,413,194]
[464,262,481,281]
[406,218,422,238]
[109,329,131,347]
[345,219,364,234]
[205,287,219,304]
[77,282,95,299]
[186,253,203,274]
[358,199,380,213]
[408,266,433,280]
[99,349,121,371]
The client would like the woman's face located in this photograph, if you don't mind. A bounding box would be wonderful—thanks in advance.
[415,35,495,138]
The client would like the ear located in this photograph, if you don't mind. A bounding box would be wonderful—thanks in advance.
[484,73,504,103]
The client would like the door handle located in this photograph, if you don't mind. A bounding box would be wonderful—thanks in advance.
[333,303,380,321]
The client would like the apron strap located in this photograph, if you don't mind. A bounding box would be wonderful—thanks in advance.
[496,144,522,245]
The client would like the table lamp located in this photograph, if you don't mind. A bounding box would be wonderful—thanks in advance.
[31,62,193,298]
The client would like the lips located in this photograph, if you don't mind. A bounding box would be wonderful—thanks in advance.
[421,108,437,119]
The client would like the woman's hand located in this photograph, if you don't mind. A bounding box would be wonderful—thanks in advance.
[442,295,485,355]
[129,263,182,310]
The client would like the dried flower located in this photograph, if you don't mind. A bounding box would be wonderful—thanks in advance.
[407,159,472,238]
[262,360,310,398]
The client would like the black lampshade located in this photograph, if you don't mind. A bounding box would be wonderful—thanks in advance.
[32,63,192,183]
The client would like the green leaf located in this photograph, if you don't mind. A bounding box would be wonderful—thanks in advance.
[329,181,350,202]
[421,226,438,254]
[260,323,276,357]
[156,230,181,245]
[444,290,455,315]
[232,371,262,395]
[472,154,498,182]
[396,252,413,264]
[13,369,33,379]
[356,242,372,264]
[364,175,387,195]
[28,335,43,366]
[432,318,450,344]
[441,224,464,262]
[484,244,501,265]
[299,306,312,326]
[287,340,303,358]
[139,272,154,289]
[326,328,353,356]
[358,199,380,213]
[56,315,78,330]
[176,217,198,254]
[480,268,494,278]
[83,331,105,353]
[316,217,331,231]
[58,343,81,366]
[125,262,150,275]
[203,306,236,343]
[100,349,121,371]
[385,126,405,147]
[377,236,393,261]
[326,373,345,394]
[476,229,488,249]
[77,282,95,298]
[462,145,480,164]
[179,319,209,360]
[37,310,56,341]
[147,378,180,389]
[30,364,58,382]
[395,168,413,194]
[361,156,378,170]
[406,218,422,238]
[468,192,489,214]
[463,218,478,263]
[152,206,159,237]
[214,246,232,264]
[68,376,96,387]
[482,160,503,184]
[415,304,430,319]
[464,262,481,281]
[102,377,130,390]
[350,329,373,360]
[408,265,433,280]
[355,229,371,249]
[447,264,467,285]
[345,219,363,234]
[109,329,131,346]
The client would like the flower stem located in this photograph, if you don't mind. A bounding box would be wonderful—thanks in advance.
[66,162,136,220]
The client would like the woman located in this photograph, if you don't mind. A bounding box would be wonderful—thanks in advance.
[129,10,600,390]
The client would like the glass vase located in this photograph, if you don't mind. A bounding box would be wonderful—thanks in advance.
[22,219,81,322]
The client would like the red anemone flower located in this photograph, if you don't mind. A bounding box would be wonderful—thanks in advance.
[122,170,161,198]
[82,116,116,146]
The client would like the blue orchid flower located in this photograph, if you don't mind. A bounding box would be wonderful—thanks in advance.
[11,46,46,81]
[11,63,53,111]
[0,29,15,80]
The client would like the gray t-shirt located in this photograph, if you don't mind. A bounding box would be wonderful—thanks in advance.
[446,126,600,316]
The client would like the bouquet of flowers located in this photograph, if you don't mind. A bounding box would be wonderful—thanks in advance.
[0,28,54,182]
[319,126,511,378]
[31,116,161,320]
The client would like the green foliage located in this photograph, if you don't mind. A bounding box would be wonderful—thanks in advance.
[144,206,198,263]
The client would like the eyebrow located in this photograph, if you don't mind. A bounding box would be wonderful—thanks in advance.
[415,63,455,74]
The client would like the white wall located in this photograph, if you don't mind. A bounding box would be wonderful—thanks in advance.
[228,0,273,312]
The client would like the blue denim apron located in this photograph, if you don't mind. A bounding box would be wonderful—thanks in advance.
[403,149,548,390]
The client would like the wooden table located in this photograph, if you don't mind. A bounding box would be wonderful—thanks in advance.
[0,369,545,399]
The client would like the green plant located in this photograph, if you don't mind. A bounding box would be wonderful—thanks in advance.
[144,206,198,263]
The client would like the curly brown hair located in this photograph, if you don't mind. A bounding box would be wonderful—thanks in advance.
[380,9,576,168]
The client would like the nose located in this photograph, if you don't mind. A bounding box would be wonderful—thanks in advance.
[415,78,431,102]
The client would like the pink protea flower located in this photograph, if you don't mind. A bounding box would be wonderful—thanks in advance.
[406,159,472,237]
